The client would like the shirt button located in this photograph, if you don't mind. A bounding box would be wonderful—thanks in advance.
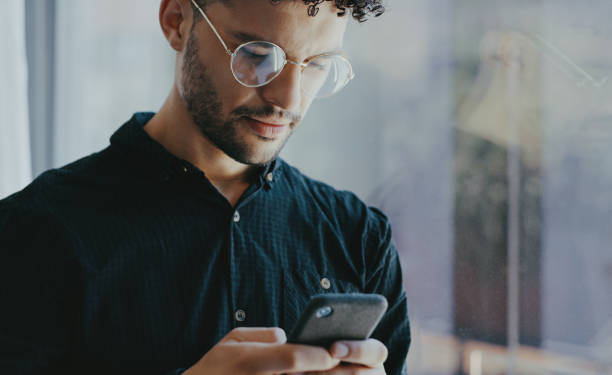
[234,309,246,322]
[182,167,188,173]
[320,277,331,290]
[266,173,274,182]
[233,211,240,223]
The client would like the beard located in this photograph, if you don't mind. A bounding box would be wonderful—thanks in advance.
[180,30,300,166]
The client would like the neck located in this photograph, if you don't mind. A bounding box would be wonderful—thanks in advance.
[145,84,254,206]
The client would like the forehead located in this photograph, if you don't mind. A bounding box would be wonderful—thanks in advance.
[203,0,348,58]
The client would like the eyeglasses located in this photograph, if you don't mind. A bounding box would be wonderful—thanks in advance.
[190,0,355,98]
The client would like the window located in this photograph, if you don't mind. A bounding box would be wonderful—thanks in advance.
[19,0,612,373]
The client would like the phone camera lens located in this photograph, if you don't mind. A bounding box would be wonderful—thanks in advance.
[316,306,333,318]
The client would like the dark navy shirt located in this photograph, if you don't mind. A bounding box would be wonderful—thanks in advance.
[0,113,410,374]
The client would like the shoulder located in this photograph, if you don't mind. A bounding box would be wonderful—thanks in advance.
[276,158,393,242]
[0,179,73,259]
[1,147,121,221]
[278,159,363,209]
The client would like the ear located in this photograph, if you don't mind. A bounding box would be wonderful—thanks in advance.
[160,0,192,52]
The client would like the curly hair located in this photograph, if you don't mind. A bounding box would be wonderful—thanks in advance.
[274,0,384,21]
[195,0,385,22]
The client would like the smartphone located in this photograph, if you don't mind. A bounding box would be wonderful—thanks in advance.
[287,293,388,347]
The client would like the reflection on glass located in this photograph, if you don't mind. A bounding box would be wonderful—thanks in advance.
[364,0,612,374]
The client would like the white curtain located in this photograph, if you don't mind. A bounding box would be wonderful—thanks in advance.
[0,0,31,198]
[53,0,174,167]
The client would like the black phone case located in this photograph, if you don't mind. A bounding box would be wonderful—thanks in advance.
[287,293,388,347]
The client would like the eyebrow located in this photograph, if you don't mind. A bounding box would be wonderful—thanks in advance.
[229,31,268,44]
[228,30,343,57]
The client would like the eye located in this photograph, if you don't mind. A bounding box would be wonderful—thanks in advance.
[308,59,331,72]
[243,49,266,58]
[241,44,273,60]
[310,62,325,70]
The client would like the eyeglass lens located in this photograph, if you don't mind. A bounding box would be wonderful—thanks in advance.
[230,41,352,98]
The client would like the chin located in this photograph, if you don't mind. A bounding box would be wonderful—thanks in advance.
[235,133,290,165]
[227,143,283,166]
[245,149,283,166]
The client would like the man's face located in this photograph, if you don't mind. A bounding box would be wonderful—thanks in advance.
[178,0,348,166]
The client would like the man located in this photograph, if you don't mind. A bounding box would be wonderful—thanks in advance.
[0,0,410,373]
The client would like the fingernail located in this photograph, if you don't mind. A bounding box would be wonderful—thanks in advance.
[332,343,349,358]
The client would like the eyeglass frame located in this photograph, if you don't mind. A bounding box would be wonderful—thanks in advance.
[189,0,355,97]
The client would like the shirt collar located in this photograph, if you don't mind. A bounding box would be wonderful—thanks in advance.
[110,112,282,185]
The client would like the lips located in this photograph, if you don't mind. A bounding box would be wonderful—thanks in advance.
[243,117,289,139]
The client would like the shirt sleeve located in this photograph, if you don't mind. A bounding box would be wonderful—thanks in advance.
[0,197,77,373]
[363,206,411,375]
[0,196,195,375]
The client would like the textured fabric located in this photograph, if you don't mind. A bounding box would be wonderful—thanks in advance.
[0,112,411,374]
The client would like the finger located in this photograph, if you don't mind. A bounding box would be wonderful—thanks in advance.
[329,339,388,368]
[221,327,287,344]
[311,363,385,374]
[247,343,341,373]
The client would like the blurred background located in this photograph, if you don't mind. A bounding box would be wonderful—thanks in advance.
[1,0,611,374]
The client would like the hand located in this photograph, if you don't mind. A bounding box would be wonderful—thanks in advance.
[296,339,388,375]
[183,327,341,375]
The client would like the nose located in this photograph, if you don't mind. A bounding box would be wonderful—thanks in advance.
[258,63,303,112]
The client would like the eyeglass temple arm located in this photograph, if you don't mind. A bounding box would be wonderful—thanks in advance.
[190,0,233,56]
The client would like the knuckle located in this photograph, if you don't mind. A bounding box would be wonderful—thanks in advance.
[279,348,300,369]
[222,327,242,342]
[226,327,244,340]
[349,342,364,358]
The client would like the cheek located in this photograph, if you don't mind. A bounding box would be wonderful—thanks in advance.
[218,83,261,116]
[201,54,256,115]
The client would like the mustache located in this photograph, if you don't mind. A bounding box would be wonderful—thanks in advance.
[231,105,301,124]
